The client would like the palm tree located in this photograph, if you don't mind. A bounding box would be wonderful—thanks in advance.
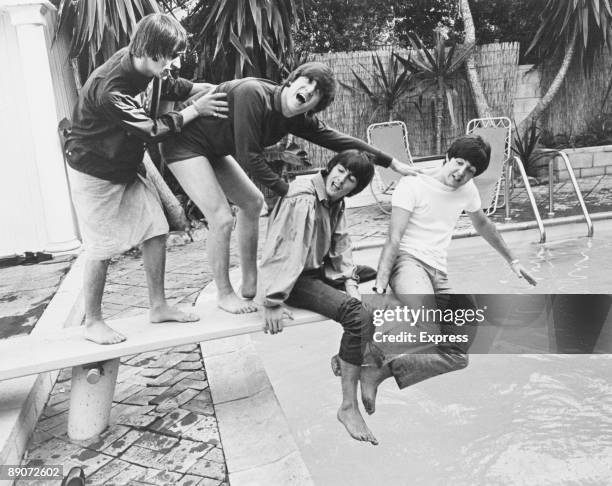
[458,0,492,118]
[185,0,297,82]
[396,30,474,153]
[519,0,612,133]
[56,0,161,86]
[340,51,418,123]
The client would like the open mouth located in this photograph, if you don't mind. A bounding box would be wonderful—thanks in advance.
[296,93,306,104]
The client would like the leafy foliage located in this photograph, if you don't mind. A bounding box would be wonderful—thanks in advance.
[293,0,395,53]
[340,51,418,121]
[527,0,612,74]
[512,121,547,176]
[184,0,297,82]
[56,0,161,83]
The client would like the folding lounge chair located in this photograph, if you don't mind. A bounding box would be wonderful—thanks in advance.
[366,121,413,213]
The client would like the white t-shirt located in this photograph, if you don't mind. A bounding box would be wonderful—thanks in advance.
[391,174,481,272]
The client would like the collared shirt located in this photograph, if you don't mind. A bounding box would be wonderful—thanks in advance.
[258,172,358,307]
[163,78,393,196]
[66,47,193,183]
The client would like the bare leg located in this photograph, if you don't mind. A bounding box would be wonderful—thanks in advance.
[337,358,378,445]
[83,259,126,344]
[214,156,264,299]
[360,363,393,415]
[142,234,199,323]
[170,156,257,314]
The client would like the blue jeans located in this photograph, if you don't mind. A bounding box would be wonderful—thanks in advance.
[285,266,376,366]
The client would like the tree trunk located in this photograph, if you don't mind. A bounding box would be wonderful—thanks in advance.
[518,27,577,134]
[435,78,444,154]
[459,0,492,118]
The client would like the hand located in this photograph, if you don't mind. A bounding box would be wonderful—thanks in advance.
[510,261,537,286]
[389,158,420,176]
[263,305,294,335]
[191,92,229,119]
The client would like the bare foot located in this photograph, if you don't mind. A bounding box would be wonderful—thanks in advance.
[150,304,200,323]
[360,363,392,415]
[337,405,378,445]
[84,319,126,345]
[218,292,258,314]
[330,354,342,376]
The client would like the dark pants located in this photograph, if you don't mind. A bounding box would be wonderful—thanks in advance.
[285,266,376,366]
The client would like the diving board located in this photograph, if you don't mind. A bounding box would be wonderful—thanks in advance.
[0,299,330,441]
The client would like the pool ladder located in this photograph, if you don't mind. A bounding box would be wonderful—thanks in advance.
[504,150,594,243]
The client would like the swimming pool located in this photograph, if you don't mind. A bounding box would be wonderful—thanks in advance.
[252,219,612,485]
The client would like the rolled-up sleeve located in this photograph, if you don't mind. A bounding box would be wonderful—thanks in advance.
[291,116,393,168]
[324,210,358,283]
[259,196,316,307]
[99,91,185,143]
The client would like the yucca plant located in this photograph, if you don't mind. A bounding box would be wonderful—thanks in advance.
[185,0,297,82]
[56,0,161,85]
[512,121,547,177]
[340,50,420,122]
[519,0,612,133]
[396,30,474,154]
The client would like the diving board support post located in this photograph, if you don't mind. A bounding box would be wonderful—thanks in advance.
[547,150,594,237]
[67,358,120,441]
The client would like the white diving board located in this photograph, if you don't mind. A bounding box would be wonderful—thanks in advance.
[0,300,328,382]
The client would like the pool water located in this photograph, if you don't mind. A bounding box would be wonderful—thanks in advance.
[252,220,612,486]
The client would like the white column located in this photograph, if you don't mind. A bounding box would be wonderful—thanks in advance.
[6,1,80,253]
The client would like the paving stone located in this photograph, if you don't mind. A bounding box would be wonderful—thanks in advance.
[122,386,170,406]
[204,343,270,403]
[144,468,184,485]
[177,360,204,371]
[147,353,187,369]
[25,437,82,465]
[48,389,70,407]
[204,447,225,464]
[80,424,130,452]
[177,474,210,486]
[214,389,298,472]
[171,344,198,353]
[160,411,202,437]
[69,448,115,476]
[184,370,207,382]
[174,378,209,392]
[138,367,170,378]
[147,408,192,434]
[116,364,143,382]
[124,351,158,366]
[103,429,142,455]
[41,400,69,418]
[161,438,213,474]
[134,430,180,453]
[187,457,226,481]
[103,461,149,485]
[146,368,187,386]
[27,429,54,448]
[110,404,158,428]
[229,450,313,486]
[180,399,215,416]
[37,410,68,431]
[182,416,221,446]
[86,458,132,483]
[120,444,168,469]
[114,382,143,403]
[154,388,201,413]
[196,478,223,486]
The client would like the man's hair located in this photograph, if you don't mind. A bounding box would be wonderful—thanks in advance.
[284,62,336,113]
[323,150,375,197]
[445,134,491,177]
[129,13,187,61]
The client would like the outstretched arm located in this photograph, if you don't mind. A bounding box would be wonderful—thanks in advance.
[375,207,413,292]
[468,209,537,286]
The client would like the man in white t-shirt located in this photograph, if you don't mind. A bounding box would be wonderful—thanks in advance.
[360,134,536,414]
